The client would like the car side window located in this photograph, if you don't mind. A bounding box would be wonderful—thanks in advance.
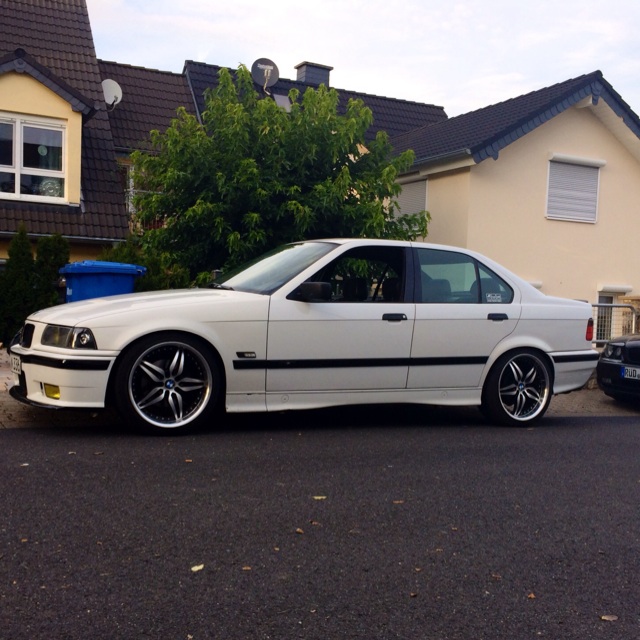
[308,246,405,302]
[472,264,514,304]
[416,248,513,304]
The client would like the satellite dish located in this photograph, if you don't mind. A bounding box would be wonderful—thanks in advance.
[250,58,279,93]
[101,79,123,109]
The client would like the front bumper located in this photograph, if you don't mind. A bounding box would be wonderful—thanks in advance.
[596,359,640,400]
[8,345,116,409]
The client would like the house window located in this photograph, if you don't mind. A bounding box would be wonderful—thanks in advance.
[546,159,601,223]
[396,180,427,215]
[0,114,66,202]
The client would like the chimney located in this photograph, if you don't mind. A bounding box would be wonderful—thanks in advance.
[294,61,333,86]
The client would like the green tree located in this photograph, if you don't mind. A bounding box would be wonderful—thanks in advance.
[0,225,36,345]
[34,233,69,309]
[98,235,190,291]
[131,65,428,279]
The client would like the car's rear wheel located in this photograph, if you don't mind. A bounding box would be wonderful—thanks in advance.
[482,349,552,426]
[114,333,222,435]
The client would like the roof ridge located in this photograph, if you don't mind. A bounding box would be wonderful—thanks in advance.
[452,70,604,120]
[390,69,640,167]
[98,59,185,77]
[392,71,606,145]
[182,59,444,108]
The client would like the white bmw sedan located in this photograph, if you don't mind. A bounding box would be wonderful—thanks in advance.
[9,239,598,434]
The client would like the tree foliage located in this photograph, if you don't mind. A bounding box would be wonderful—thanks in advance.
[131,65,428,279]
[0,227,69,345]
[34,233,69,308]
[98,235,190,291]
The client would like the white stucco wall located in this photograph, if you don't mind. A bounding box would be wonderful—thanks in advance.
[424,104,640,303]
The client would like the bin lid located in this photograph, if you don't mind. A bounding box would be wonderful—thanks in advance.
[60,261,147,275]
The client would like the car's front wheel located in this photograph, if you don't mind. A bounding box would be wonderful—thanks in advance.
[482,349,552,426]
[113,333,222,434]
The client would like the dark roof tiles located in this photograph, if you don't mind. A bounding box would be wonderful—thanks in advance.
[98,60,197,152]
[184,60,448,143]
[392,71,640,166]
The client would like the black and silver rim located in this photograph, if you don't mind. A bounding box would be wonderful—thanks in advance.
[498,353,550,422]
[127,341,212,429]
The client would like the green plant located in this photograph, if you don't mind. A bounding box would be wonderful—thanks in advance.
[0,225,36,344]
[131,65,428,281]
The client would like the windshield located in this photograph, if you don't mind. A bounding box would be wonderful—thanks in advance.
[212,241,338,294]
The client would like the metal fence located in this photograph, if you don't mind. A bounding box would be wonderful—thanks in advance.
[591,304,637,346]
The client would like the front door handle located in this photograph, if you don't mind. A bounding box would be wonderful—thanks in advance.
[382,313,408,322]
[488,313,509,321]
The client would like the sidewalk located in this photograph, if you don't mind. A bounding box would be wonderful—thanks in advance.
[1,349,638,429]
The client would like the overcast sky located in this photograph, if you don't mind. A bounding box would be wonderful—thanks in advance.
[85,0,640,117]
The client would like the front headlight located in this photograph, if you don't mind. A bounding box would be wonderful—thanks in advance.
[603,343,623,360]
[41,325,97,349]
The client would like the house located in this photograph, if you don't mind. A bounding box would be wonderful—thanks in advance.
[0,0,130,261]
[0,0,446,265]
[391,72,640,312]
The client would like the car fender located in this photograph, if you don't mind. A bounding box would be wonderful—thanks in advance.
[97,300,270,395]
[479,334,559,387]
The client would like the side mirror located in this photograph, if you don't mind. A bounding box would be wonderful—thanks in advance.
[287,281,332,302]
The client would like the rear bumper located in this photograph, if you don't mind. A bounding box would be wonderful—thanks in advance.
[551,349,599,394]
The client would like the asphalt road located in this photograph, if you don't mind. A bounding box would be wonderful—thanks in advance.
[1,406,639,640]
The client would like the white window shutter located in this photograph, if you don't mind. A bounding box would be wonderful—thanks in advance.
[547,161,599,222]
[396,180,427,215]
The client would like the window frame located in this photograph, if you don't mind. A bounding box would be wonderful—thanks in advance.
[0,112,67,204]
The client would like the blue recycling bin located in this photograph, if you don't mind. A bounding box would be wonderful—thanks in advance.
[60,261,147,302]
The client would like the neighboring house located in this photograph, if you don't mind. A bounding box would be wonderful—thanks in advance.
[391,72,640,312]
[99,57,448,213]
[0,0,129,262]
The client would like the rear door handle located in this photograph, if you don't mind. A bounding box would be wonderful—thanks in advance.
[382,313,408,322]
[488,313,509,321]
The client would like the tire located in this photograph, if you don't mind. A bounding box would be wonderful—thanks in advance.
[113,332,222,435]
[482,349,552,426]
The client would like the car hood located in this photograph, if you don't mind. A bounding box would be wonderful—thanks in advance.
[27,288,263,326]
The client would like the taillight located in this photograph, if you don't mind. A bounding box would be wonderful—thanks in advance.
[586,318,594,342]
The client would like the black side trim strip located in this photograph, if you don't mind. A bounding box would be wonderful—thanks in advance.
[553,353,600,364]
[233,356,488,370]
[20,354,111,371]
[410,356,488,367]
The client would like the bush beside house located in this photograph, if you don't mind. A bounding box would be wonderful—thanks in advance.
[0,226,69,346]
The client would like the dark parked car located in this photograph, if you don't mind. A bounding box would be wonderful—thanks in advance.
[597,334,640,402]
